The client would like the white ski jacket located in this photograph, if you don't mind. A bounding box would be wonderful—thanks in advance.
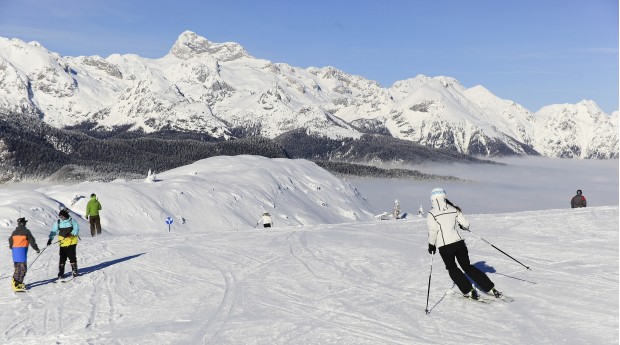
[427,195,470,248]
[261,214,272,225]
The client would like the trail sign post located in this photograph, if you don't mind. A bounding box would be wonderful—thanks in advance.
[166,217,173,232]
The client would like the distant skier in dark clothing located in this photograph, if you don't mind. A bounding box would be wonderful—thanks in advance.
[426,188,502,300]
[571,190,587,208]
[8,217,40,291]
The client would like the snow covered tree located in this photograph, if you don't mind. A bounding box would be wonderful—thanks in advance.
[392,199,400,220]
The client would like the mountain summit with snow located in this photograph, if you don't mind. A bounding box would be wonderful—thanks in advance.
[0,32,617,158]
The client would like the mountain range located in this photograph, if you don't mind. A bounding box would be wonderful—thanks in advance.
[0,31,617,159]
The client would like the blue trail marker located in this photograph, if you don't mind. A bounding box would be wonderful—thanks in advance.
[165,217,173,232]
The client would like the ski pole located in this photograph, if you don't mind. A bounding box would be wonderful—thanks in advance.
[467,229,531,270]
[27,245,49,270]
[425,254,434,314]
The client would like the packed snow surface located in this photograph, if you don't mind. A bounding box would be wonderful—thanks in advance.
[0,156,617,344]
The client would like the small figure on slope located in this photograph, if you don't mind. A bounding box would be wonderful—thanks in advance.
[86,193,103,236]
[258,212,273,228]
[571,189,587,208]
[48,209,80,280]
[426,188,502,300]
[8,217,40,291]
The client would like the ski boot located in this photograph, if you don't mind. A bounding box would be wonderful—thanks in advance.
[490,288,502,298]
[71,262,79,277]
[463,288,480,300]
[12,279,25,292]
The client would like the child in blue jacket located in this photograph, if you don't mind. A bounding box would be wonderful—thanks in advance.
[8,217,40,291]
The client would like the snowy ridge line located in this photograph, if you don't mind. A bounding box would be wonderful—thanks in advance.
[0,33,617,159]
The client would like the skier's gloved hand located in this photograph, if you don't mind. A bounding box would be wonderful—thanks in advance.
[428,244,436,255]
[47,239,52,246]
[35,249,40,254]
[458,224,469,231]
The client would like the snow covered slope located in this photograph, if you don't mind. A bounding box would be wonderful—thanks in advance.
[0,32,617,158]
[0,189,617,343]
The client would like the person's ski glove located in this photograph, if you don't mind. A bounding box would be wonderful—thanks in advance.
[47,239,52,246]
[428,244,436,255]
[35,249,40,254]
[458,224,469,231]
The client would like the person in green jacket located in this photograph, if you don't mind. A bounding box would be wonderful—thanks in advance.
[86,193,102,236]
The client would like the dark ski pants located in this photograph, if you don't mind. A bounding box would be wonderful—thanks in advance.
[13,262,27,284]
[439,240,494,294]
[58,244,78,277]
[89,215,102,236]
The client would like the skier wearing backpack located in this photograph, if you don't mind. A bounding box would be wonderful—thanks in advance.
[85,193,102,236]
[426,188,502,300]
[571,190,587,208]
[47,209,80,280]
[8,217,40,291]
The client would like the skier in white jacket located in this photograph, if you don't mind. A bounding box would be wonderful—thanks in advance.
[258,212,273,228]
[426,187,502,300]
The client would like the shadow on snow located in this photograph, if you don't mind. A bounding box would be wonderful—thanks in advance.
[27,253,146,289]
[473,261,537,285]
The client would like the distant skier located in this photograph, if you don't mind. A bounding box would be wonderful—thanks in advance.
[47,209,80,280]
[426,188,502,300]
[571,190,587,208]
[418,205,424,217]
[86,193,103,236]
[8,217,40,291]
[258,212,273,228]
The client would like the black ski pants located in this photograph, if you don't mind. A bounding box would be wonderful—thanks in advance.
[58,244,78,276]
[438,240,494,294]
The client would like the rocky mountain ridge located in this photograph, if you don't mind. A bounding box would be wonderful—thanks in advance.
[0,31,617,159]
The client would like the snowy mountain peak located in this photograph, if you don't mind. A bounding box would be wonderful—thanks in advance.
[0,32,617,159]
[169,30,250,61]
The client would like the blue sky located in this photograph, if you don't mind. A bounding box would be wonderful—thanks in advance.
[1,0,617,113]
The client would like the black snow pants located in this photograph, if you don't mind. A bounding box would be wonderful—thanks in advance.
[438,240,494,294]
[58,244,78,277]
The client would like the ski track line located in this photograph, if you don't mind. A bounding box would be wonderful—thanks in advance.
[183,254,237,345]
[251,290,418,342]
[256,300,418,345]
[289,230,415,301]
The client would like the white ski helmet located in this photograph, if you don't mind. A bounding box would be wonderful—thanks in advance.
[430,187,446,201]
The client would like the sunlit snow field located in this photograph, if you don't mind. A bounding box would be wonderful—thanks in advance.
[0,156,617,345]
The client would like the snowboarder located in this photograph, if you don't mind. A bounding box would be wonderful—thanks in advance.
[8,217,40,291]
[47,209,80,280]
[571,190,587,208]
[426,188,502,300]
[86,193,102,236]
[258,212,273,228]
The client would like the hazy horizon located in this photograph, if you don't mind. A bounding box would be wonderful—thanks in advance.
[347,156,619,215]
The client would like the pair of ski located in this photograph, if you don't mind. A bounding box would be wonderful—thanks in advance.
[462,293,514,304]
[447,289,514,303]
[54,275,77,283]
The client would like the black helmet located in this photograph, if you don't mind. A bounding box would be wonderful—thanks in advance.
[17,217,27,224]
[577,190,582,195]
[58,209,70,219]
